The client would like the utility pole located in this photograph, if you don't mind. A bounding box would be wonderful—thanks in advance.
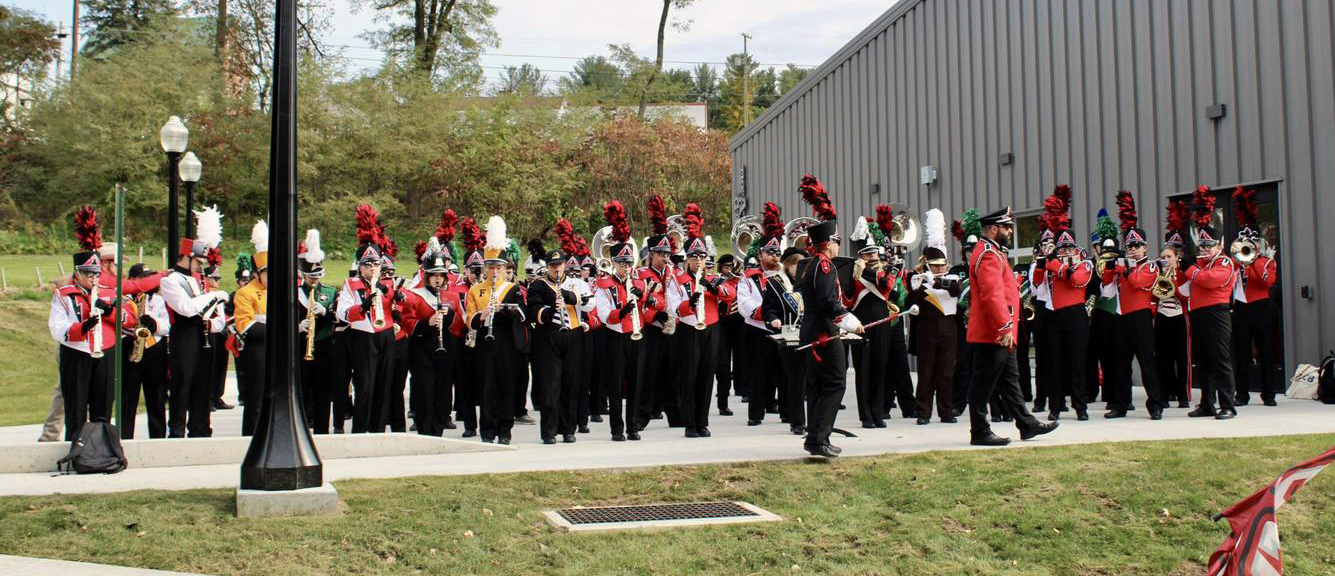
[741,33,752,126]
[54,24,67,80]
[70,0,79,84]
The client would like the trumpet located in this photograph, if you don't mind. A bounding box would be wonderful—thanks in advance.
[1231,239,1258,264]
[1152,259,1178,301]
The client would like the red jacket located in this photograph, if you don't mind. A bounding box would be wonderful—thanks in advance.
[1104,258,1158,314]
[636,265,674,326]
[1040,258,1093,310]
[53,283,139,353]
[1184,254,1236,310]
[673,271,736,328]
[595,274,653,335]
[342,276,400,333]
[966,238,1018,345]
[99,271,165,296]
[1233,256,1276,303]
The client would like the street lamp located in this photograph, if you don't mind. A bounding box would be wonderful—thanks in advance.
[178,152,202,238]
[160,116,189,259]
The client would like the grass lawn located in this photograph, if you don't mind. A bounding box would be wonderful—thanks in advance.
[0,301,59,426]
[2,435,1333,576]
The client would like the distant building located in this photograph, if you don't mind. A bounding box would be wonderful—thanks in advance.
[1,72,34,120]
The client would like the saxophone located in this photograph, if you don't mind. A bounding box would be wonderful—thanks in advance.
[129,294,151,363]
[89,289,105,359]
[692,268,707,331]
[626,273,642,341]
[304,283,318,361]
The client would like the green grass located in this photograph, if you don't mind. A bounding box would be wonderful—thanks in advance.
[2,435,1333,576]
[0,301,59,426]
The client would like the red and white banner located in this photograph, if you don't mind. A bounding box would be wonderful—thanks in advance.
[1206,444,1335,576]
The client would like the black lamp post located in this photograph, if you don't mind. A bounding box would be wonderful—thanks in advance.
[240,0,322,491]
[159,116,188,257]
[179,152,202,237]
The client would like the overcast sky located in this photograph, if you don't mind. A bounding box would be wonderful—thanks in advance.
[11,0,895,89]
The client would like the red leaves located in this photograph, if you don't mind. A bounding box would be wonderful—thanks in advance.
[435,209,458,243]
[1166,199,1191,234]
[1233,186,1259,227]
[799,175,836,221]
[461,217,484,251]
[683,202,703,238]
[604,201,631,242]
[874,204,896,236]
[647,195,668,235]
[1115,191,1138,233]
[762,202,784,240]
[1192,185,1216,227]
[73,205,101,252]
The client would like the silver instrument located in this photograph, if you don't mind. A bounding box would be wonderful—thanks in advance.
[731,215,762,256]
[435,287,449,352]
[482,281,507,342]
[88,289,104,359]
[549,278,572,332]
[368,269,387,330]
[692,268,707,331]
[625,273,642,341]
[882,203,922,252]
[785,216,819,250]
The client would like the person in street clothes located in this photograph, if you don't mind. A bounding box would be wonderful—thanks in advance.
[593,201,650,441]
[965,207,1058,446]
[1183,187,1239,420]
[120,263,171,439]
[337,205,401,433]
[465,216,527,445]
[906,209,962,425]
[1032,186,1092,421]
[1229,187,1279,407]
[400,247,466,436]
[1102,193,1166,419]
[296,230,341,433]
[668,204,735,438]
[161,206,229,438]
[736,202,786,427]
[233,220,270,436]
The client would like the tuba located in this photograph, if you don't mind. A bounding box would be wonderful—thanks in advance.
[592,225,638,265]
[784,216,819,250]
[731,215,762,256]
[882,203,922,252]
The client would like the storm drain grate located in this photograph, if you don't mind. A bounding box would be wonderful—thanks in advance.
[544,501,782,532]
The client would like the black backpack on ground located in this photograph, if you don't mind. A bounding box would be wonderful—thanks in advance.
[57,419,128,474]
[1319,351,1335,405]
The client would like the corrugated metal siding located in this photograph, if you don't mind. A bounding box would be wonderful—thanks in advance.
[729,0,1335,372]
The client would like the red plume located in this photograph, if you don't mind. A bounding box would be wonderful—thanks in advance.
[554,218,579,255]
[874,204,896,236]
[1115,191,1138,233]
[1041,194,1071,233]
[682,203,703,238]
[355,204,381,245]
[647,195,668,235]
[1166,200,1191,234]
[435,209,458,243]
[73,205,101,252]
[461,217,483,251]
[414,240,428,259]
[383,237,398,258]
[952,220,965,242]
[1192,185,1216,227]
[573,234,591,257]
[205,247,222,268]
[1233,186,1259,228]
[604,201,631,242]
[762,201,784,240]
[799,175,836,221]
[1053,184,1072,212]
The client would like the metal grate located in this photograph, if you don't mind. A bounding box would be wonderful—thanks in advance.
[545,501,781,532]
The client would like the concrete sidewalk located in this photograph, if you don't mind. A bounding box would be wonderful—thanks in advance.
[0,555,212,576]
[2,371,1332,496]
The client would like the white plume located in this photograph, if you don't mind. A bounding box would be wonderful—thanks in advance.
[850,216,869,242]
[924,208,947,250]
[705,235,717,257]
[251,220,269,253]
[194,205,223,249]
[485,215,507,250]
[302,229,324,263]
[425,236,441,255]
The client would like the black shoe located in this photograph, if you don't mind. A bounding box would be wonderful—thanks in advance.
[213,400,235,410]
[916,417,930,425]
[804,444,840,458]
[741,396,750,403]
[1104,411,1126,419]
[515,415,536,425]
[1150,412,1163,420]
[953,408,966,417]
[578,425,590,434]
[698,427,711,437]
[542,437,557,445]
[612,434,626,442]
[1263,398,1278,407]
[590,415,603,423]
[627,432,641,441]
[209,404,217,412]
[940,416,957,424]
[1215,410,1237,420]
[1033,401,1046,413]
[333,427,345,434]
[1047,412,1060,422]
[719,407,734,416]
[482,436,495,443]
[839,404,847,410]
[1234,397,1249,406]
[1187,407,1217,418]
[874,421,887,428]
[498,436,511,445]
[1177,400,1190,409]
[462,429,477,438]
[828,444,842,455]
[861,422,877,429]
[790,425,806,435]
[767,405,780,415]
[990,415,1003,423]
[971,433,1011,446]
[563,434,576,443]
[780,416,790,424]
[685,428,700,438]
[1020,421,1058,440]
[747,420,762,426]
[1002,415,1013,422]
[443,419,457,430]
[409,423,417,432]
[1075,410,1088,421]
[635,423,647,432]
[651,412,664,420]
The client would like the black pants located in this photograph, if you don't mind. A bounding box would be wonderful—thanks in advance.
[346,329,395,433]
[1155,313,1190,402]
[678,324,720,430]
[746,327,779,422]
[304,337,339,434]
[636,327,674,428]
[914,318,956,419]
[968,343,1042,438]
[532,327,579,439]
[240,330,267,436]
[1016,319,1033,402]
[732,322,755,400]
[387,337,409,432]
[851,322,889,425]
[578,328,598,426]
[1032,306,1054,407]
[1046,306,1090,414]
[883,322,916,416]
[1191,305,1236,413]
[167,322,212,437]
[408,337,456,437]
[602,330,641,436]
[330,330,354,431]
[455,342,479,432]
[121,339,167,439]
[210,332,228,405]
[716,316,740,406]
[1233,299,1277,403]
[804,338,847,449]
[951,315,972,414]
[478,337,519,441]
[1086,309,1117,402]
[58,346,112,441]
[778,345,806,427]
[515,354,531,418]
[1112,310,1164,414]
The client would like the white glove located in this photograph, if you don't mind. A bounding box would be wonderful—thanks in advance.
[428,312,444,327]
[298,318,312,333]
[312,302,327,317]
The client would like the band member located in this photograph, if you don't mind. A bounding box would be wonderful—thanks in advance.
[949,211,980,417]
[337,205,400,433]
[579,252,606,429]
[797,176,862,458]
[668,204,734,438]
[234,220,270,436]
[161,206,228,438]
[49,207,139,440]
[1103,192,1165,419]
[636,195,678,428]
[593,201,650,441]
[1032,186,1092,421]
[760,246,809,435]
[1230,187,1279,407]
[455,217,485,436]
[554,223,596,436]
[1156,202,1193,408]
[874,215,917,420]
[465,216,526,444]
[906,209,962,424]
[400,248,466,436]
[1087,210,1121,405]
[714,253,742,416]
[1184,187,1239,419]
[966,207,1057,446]
[526,235,583,444]
[1029,230,1055,413]
[296,230,340,433]
[844,216,893,428]
[121,263,170,439]
[736,202,785,427]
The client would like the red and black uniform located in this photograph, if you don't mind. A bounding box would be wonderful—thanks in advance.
[714,272,744,412]
[1184,254,1238,415]
[1232,255,1278,405]
[634,264,676,427]
[336,275,400,433]
[799,252,859,451]
[48,282,138,440]
[842,264,894,427]
[737,267,779,423]
[759,268,807,431]
[594,272,651,439]
[670,268,735,435]
[1103,257,1165,416]
[1032,255,1094,418]
[400,285,466,436]
[966,238,1043,439]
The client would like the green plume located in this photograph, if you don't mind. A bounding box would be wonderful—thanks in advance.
[1096,214,1118,241]
[236,252,254,273]
[961,209,982,236]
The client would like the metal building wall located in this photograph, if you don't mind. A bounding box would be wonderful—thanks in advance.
[730,0,1335,373]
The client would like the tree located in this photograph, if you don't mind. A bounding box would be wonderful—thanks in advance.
[357,0,498,82]
[690,62,717,104]
[557,55,624,98]
[636,0,698,118]
[79,0,180,59]
[495,63,547,96]
[778,64,810,95]
[0,6,60,121]
[183,0,331,108]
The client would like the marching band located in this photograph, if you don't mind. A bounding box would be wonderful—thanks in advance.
[47,175,1284,455]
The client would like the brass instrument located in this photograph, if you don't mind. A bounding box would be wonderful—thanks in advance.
[626,273,643,341]
[1231,238,1258,264]
[1022,294,1037,322]
[730,215,762,256]
[304,283,319,361]
[882,203,923,252]
[784,216,819,250]
[129,294,151,363]
[692,268,707,331]
[1151,259,1178,301]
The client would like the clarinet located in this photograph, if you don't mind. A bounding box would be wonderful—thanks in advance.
[435,287,448,352]
[551,277,571,332]
[368,269,386,330]
[483,280,504,341]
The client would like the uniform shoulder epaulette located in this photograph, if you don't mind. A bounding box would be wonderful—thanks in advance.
[594,276,618,289]
[346,278,366,291]
[56,284,82,297]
